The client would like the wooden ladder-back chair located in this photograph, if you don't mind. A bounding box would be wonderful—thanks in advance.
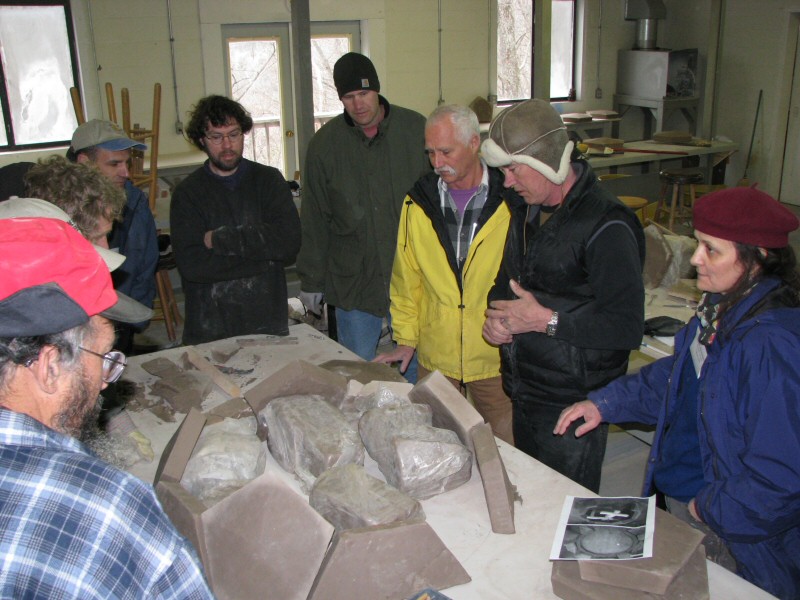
[107,83,180,342]
[69,87,85,125]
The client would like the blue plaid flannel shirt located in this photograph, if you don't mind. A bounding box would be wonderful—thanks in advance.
[0,408,214,599]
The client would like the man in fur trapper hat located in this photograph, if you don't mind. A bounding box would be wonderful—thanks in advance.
[480,99,646,492]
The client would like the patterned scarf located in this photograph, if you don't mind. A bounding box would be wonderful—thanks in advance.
[696,283,758,346]
[696,293,722,346]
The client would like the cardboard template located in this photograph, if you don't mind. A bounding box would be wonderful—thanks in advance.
[471,423,515,534]
[308,520,471,600]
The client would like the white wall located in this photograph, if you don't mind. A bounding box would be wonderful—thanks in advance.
[713,0,800,193]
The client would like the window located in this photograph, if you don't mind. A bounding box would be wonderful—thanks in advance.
[497,0,575,102]
[225,22,359,176]
[0,2,80,150]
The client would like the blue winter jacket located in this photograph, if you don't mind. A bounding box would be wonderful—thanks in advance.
[108,181,158,329]
[590,277,800,599]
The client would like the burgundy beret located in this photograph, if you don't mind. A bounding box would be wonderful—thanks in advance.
[693,187,799,248]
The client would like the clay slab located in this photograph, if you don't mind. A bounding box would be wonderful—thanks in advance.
[408,370,485,452]
[471,422,515,534]
[551,544,709,600]
[318,358,407,383]
[578,508,705,594]
[309,520,471,600]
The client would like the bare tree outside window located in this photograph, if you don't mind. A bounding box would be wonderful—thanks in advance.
[497,0,575,102]
[0,3,79,149]
[311,35,350,129]
[228,33,351,172]
[497,0,533,101]
[228,38,284,170]
[551,0,575,99]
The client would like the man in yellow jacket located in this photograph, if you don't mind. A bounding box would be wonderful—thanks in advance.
[374,105,513,444]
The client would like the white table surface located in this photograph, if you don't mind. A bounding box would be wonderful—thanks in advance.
[122,323,774,600]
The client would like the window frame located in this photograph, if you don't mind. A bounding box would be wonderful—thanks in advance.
[222,20,360,176]
[496,0,577,104]
[536,0,576,102]
[0,0,81,152]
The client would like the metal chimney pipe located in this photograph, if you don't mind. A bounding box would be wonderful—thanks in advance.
[635,18,659,50]
[625,0,666,50]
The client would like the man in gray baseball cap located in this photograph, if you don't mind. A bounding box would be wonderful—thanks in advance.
[67,119,158,353]
[480,99,646,492]
[69,119,147,158]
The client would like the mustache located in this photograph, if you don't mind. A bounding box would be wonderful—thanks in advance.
[434,166,457,176]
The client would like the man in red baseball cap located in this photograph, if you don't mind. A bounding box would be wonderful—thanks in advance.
[0,217,213,598]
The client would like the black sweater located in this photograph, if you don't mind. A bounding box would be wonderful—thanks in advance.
[170,159,301,344]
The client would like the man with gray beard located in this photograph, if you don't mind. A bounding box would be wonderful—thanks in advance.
[0,217,213,598]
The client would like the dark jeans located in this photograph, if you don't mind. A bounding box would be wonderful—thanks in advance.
[513,397,608,493]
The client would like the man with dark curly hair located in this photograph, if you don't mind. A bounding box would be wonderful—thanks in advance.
[170,95,301,344]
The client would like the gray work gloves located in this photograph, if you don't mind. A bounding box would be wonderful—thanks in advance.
[298,291,324,317]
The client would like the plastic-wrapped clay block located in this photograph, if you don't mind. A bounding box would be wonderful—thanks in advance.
[181,417,266,507]
[260,395,365,490]
[309,463,425,530]
[334,384,411,425]
[359,403,472,499]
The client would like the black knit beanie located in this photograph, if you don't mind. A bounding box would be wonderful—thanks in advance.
[333,52,380,98]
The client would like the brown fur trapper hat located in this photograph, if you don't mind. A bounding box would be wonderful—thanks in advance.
[481,99,573,184]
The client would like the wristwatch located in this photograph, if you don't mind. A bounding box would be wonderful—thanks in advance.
[546,311,559,337]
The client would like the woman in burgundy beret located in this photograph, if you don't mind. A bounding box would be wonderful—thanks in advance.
[555,187,800,599]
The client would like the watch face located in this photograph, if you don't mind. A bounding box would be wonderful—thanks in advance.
[546,312,558,336]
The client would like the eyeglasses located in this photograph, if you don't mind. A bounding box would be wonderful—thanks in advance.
[79,347,127,383]
[204,130,243,145]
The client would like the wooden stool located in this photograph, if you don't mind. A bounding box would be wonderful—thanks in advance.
[618,195,650,223]
[655,169,704,231]
[152,236,182,342]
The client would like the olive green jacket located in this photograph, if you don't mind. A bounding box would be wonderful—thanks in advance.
[297,96,429,316]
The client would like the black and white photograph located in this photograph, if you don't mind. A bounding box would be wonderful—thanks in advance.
[551,496,655,560]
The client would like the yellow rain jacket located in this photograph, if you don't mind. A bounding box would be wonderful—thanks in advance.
[390,167,510,382]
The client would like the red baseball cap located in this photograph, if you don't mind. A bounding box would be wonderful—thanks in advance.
[0,218,152,337]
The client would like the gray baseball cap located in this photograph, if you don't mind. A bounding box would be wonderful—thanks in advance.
[71,119,147,153]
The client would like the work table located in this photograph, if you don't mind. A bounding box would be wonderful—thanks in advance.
[587,139,738,182]
[121,323,773,599]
